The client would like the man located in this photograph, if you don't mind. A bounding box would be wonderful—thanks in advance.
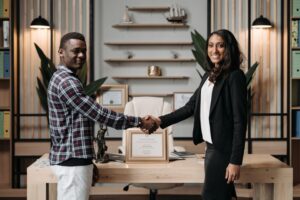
[48,32,156,200]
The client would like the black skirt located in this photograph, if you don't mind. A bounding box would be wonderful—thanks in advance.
[201,143,237,200]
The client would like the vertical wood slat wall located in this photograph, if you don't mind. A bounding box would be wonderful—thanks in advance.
[17,0,90,139]
[210,0,287,138]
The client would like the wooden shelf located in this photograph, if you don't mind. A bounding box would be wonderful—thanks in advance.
[0,138,10,141]
[292,17,300,20]
[112,23,189,28]
[128,6,169,11]
[0,187,26,198]
[104,41,193,45]
[292,77,300,80]
[291,106,300,110]
[0,17,9,21]
[105,58,195,62]
[129,93,174,97]
[0,106,10,110]
[0,47,9,50]
[112,76,189,80]
[0,77,10,81]
[292,137,300,140]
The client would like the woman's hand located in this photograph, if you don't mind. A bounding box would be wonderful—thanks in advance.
[225,163,240,184]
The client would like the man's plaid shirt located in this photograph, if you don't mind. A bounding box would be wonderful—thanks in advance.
[48,66,140,165]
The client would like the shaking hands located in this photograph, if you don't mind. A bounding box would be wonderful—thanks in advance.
[139,115,161,134]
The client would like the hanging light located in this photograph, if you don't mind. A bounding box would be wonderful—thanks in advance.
[30,16,50,29]
[252,15,272,29]
[30,0,50,29]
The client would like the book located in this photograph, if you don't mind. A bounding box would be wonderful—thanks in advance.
[3,20,9,48]
[3,111,9,138]
[0,0,3,18]
[296,111,300,138]
[0,111,3,138]
[292,20,298,47]
[3,51,9,77]
[2,0,9,18]
[0,51,3,78]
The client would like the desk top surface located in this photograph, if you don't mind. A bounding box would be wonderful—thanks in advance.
[30,153,289,170]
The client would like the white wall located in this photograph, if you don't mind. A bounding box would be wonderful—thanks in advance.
[94,0,207,138]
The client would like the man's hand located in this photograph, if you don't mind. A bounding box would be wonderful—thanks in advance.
[139,116,160,134]
[225,163,240,184]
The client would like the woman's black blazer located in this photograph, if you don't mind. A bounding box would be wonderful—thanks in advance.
[160,69,247,165]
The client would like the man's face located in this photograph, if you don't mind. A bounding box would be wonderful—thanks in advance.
[59,39,87,71]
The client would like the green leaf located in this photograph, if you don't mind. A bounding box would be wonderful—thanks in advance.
[245,62,259,88]
[84,77,108,96]
[191,30,209,72]
[77,64,87,86]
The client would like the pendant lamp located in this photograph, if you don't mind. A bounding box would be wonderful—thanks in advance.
[252,0,272,29]
[30,0,50,29]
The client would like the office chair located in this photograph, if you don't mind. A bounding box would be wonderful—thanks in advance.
[118,97,184,200]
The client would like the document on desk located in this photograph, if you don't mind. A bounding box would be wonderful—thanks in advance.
[132,134,163,157]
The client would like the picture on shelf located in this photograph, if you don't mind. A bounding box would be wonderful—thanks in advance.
[97,84,128,113]
[173,92,193,110]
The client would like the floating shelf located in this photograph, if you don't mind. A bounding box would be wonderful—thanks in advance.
[128,6,170,11]
[0,17,9,21]
[291,106,300,110]
[0,78,10,81]
[112,23,189,28]
[291,137,300,140]
[129,93,174,97]
[105,58,195,62]
[104,41,193,45]
[112,76,189,80]
[0,47,9,50]
[292,77,300,80]
[0,106,10,110]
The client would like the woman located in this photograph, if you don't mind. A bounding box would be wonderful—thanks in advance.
[151,29,247,199]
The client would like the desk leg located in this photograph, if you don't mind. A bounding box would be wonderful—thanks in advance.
[48,183,57,200]
[253,183,273,200]
[27,183,47,200]
[274,183,293,200]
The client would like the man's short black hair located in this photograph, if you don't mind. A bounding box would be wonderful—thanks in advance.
[59,32,86,49]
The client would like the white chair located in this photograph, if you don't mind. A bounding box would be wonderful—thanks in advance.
[118,97,184,200]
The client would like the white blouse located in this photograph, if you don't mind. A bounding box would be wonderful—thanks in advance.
[200,78,214,144]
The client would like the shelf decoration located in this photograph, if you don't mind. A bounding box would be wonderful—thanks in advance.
[165,4,187,23]
[122,6,133,24]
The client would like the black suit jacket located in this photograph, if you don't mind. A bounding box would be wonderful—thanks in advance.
[160,69,247,165]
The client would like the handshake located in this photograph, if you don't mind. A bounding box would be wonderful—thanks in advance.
[139,115,161,134]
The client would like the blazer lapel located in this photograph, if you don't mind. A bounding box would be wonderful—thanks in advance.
[209,76,226,115]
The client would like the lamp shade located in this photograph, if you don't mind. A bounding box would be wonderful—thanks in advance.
[30,16,50,29]
[252,15,272,28]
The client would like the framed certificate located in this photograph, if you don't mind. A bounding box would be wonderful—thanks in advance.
[97,84,128,113]
[125,128,168,163]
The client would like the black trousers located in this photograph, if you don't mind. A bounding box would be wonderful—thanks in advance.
[201,143,237,200]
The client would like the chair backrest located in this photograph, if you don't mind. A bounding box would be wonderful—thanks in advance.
[121,97,173,154]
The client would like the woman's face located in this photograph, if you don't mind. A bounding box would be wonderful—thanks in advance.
[207,34,225,65]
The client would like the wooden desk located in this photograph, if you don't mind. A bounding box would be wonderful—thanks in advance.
[27,154,292,200]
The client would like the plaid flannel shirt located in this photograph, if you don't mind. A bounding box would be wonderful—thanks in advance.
[48,66,140,165]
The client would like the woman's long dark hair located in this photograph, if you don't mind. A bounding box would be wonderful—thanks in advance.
[206,29,243,82]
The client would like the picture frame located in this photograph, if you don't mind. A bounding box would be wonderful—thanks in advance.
[173,92,193,110]
[97,84,128,113]
[125,128,169,163]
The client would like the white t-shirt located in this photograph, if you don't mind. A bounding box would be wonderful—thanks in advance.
[200,78,214,144]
